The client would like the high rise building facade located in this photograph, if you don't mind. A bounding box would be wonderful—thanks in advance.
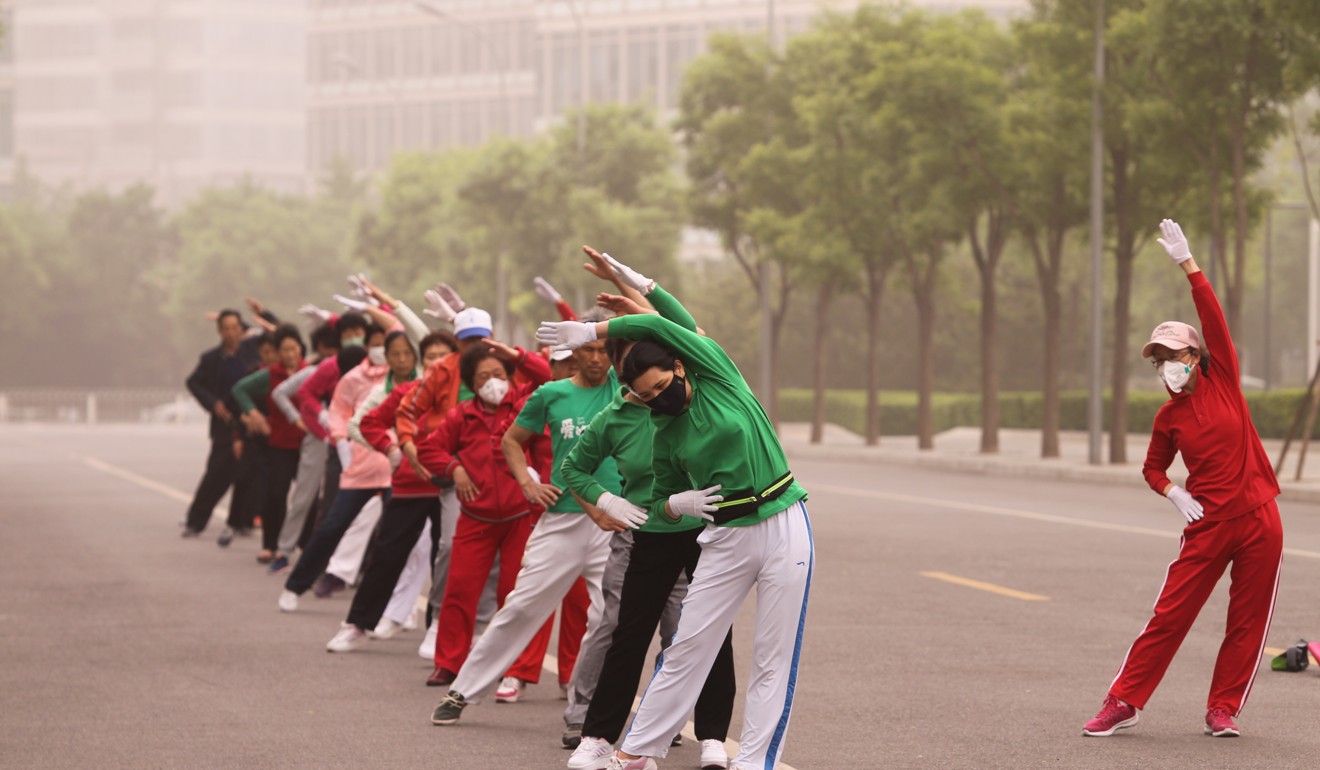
[9,0,305,206]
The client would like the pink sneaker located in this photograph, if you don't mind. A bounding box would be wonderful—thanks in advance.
[1204,708,1240,737]
[605,755,657,770]
[1082,695,1139,736]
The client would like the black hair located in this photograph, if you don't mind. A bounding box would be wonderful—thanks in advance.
[309,323,340,354]
[365,323,386,344]
[336,312,369,336]
[458,343,514,393]
[337,345,368,374]
[605,337,632,372]
[216,309,242,328]
[1198,348,1212,375]
[384,330,415,357]
[619,340,677,388]
[256,331,276,349]
[419,330,458,359]
[272,323,306,356]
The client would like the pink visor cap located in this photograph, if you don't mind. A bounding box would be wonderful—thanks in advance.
[1141,321,1201,358]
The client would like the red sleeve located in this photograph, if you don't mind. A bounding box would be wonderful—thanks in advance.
[416,405,464,478]
[556,300,577,322]
[296,359,338,442]
[1188,271,1238,384]
[1142,408,1176,495]
[397,362,444,446]
[360,387,406,454]
[515,347,551,387]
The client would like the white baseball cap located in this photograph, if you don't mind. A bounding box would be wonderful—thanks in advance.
[453,307,492,340]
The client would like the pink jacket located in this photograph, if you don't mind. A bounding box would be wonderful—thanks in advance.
[330,360,392,489]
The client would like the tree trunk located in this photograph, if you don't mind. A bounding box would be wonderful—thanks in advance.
[978,261,1000,454]
[1028,228,1065,459]
[810,282,833,444]
[916,289,936,450]
[864,264,884,446]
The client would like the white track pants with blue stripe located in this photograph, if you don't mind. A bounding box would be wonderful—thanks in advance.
[621,501,813,769]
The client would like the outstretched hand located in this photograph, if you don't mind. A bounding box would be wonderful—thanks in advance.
[1156,219,1193,265]
[596,293,654,318]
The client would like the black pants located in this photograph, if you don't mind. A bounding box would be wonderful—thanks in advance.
[346,495,441,631]
[229,436,268,531]
[284,487,388,595]
[184,434,237,532]
[312,448,342,532]
[260,446,300,552]
[582,528,736,743]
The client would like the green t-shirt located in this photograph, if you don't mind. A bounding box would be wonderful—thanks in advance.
[514,371,622,514]
[561,387,702,533]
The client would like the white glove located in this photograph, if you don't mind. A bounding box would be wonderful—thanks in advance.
[526,467,542,485]
[1167,485,1204,523]
[667,485,723,522]
[317,411,331,431]
[536,321,597,352]
[435,282,466,312]
[422,289,457,322]
[533,276,562,304]
[387,447,403,473]
[596,491,648,529]
[346,273,370,299]
[299,304,334,322]
[1156,219,1193,264]
[602,253,655,295]
[333,293,377,311]
[336,439,354,472]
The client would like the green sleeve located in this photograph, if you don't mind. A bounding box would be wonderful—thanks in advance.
[606,314,740,384]
[560,411,611,505]
[648,431,688,520]
[232,369,271,414]
[513,385,549,433]
[648,285,697,333]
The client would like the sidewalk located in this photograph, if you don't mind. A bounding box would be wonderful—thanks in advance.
[779,423,1320,504]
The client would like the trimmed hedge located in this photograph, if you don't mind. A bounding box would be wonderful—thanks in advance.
[779,388,1317,440]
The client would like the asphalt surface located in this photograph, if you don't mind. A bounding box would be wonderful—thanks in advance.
[3,424,1320,769]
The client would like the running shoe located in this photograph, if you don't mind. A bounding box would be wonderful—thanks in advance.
[402,606,421,632]
[326,623,368,653]
[312,573,346,598]
[217,527,234,547]
[1082,695,1139,736]
[430,690,467,726]
[426,666,457,687]
[699,740,729,769]
[418,620,438,660]
[266,554,290,575]
[278,589,299,613]
[670,734,683,747]
[372,618,404,640]
[1204,708,1240,737]
[495,676,524,703]
[604,755,656,770]
[562,723,583,750]
[256,550,274,564]
[567,736,613,769]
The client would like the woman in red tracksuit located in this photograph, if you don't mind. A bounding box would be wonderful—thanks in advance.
[1083,219,1283,739]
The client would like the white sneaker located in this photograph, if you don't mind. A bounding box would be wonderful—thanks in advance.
[418,620,438,660]
[567,736,614,770]
[371,618,403,640]
[604,755,656,770]
[326,623,368,653]
[402,606,421,631]
[699,739,729,769]
[278,589,298,613]
[494,676,524,703]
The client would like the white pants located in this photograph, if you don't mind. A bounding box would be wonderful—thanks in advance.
[382,519,432,625]
[451,512,611,703]
[621,501,813,768]
[326,493,382,584]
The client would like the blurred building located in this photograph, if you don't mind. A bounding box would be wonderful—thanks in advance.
[308,0,1026,176]
[7,0,306,206]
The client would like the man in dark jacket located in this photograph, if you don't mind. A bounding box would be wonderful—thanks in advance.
[182,307,275,536]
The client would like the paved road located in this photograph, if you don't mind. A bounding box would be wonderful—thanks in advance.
[2,424,1319,769]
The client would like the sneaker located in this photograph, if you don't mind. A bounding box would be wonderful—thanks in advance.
[426,666,457,687]
[181,527,202,539]
[278,589,299,613]
[430,690,467,726]
[256,549,274,564]
[699,740,729,769]
[670,734,683,747]
[312,573,346,598]
[418,620,438,659]
[326,623,368,653]
[402,606,421,632]
[561,723,583,750]
[1082,695,1139,737]
[217,527,234,548]
[567,736,614,769]
[372,618,404,640]
[604,755,656,770]
[495,676,524,703]
[560,682,570,701]
[266,554,290,575]
[1204,708,1240,737]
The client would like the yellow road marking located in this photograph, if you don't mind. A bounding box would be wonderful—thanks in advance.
[920,571,1049,601]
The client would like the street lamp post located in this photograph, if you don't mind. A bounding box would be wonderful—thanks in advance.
[1088,0,1105,465]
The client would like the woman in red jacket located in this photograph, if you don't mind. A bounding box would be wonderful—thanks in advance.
[1083,219,1283,739]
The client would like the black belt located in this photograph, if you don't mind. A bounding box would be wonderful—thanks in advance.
[710,472,795,525]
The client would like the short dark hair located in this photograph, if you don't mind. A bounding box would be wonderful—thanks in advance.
[256,331,276,349]
[309,323,340,353]
[272,323,306,356]
[217,309,242,328]
[419,330,458,360]
[336,312,369,336]
[458,343,513,392]
[365,323,386,344]
[619,340,677,388]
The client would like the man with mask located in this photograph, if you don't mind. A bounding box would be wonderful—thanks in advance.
[429,308,621,726]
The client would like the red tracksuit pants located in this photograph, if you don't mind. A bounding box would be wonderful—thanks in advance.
[1109,499,1283,716]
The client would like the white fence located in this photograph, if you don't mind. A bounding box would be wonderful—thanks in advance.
[0,389,206,424]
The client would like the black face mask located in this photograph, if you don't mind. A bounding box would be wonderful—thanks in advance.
[646,373,688,416]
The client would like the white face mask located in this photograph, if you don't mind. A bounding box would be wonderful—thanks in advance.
[478,377,509,406]
[1161,360,1192,393]
[367,346,386,366]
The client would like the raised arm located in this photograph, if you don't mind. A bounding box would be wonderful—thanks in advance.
[1156,218,1237,380]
